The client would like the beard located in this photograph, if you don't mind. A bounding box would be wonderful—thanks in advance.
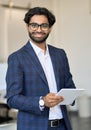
[28,32,49,44]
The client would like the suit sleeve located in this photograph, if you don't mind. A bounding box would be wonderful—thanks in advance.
[61,50,76,106]
[62,50,76,89]
[6,53,45,115]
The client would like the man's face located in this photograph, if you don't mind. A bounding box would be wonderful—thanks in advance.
[26,15,52,44]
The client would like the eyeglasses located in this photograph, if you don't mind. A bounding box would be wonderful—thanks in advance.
[28,23,50,31]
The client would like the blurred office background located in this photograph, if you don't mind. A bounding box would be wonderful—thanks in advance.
[0,0,91,130]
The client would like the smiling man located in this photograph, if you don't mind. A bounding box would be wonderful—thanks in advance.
[27,16,50,43]
[6,7,76,130]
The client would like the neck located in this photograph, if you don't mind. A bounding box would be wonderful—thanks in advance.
[31,40,46,52]
[36,43,46,50]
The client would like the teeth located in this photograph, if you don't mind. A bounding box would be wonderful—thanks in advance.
[34,34,44,37]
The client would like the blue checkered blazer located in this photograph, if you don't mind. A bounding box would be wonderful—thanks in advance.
[6,41,76,130]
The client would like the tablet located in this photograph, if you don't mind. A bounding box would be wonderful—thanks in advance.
[56,88,85,105]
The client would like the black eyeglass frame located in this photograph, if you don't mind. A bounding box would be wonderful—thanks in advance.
[28,23,50,31]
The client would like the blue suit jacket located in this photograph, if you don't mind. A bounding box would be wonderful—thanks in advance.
[6,41,76,130]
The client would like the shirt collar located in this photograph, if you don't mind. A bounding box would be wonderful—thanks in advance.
[29,40,49,56]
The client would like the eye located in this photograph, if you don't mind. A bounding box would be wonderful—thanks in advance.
[31,23,38,28]
[41,23,49,28]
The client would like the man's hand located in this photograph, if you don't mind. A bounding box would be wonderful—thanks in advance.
[43,93,64,108]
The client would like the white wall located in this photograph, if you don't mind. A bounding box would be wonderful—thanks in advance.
[0,8,8,62]
[59,0,91,96]
[7,9,28,54]
[0,63,7,98]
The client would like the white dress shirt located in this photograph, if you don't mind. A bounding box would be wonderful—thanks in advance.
[30,41,63,120]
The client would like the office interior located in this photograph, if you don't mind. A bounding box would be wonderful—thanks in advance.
[0,0,91,130]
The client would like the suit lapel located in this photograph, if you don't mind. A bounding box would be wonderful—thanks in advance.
[48,45,60,92]
[25,41,48,86]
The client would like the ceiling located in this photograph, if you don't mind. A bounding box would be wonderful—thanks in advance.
[0,0,32,10]
[0,0,31,6]
[0,0,49,11]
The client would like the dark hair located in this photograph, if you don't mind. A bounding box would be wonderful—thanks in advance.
[24,7,56,27]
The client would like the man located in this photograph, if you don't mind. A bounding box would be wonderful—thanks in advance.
[6,7,76,130]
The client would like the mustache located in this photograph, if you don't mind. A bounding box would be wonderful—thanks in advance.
[31,32,46,35]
